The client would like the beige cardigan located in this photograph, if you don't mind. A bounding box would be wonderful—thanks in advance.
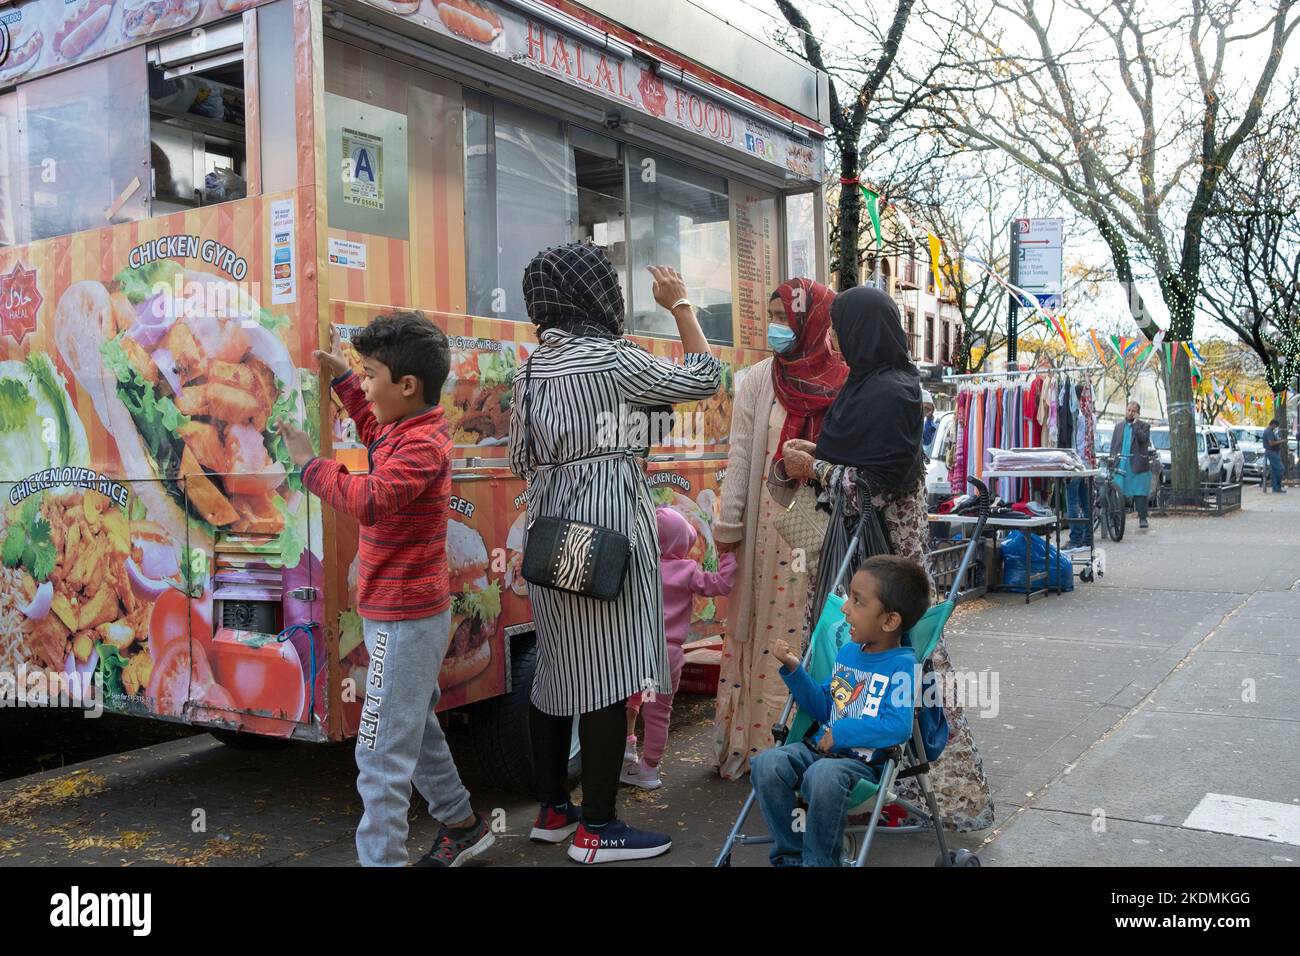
[714,357,777,644]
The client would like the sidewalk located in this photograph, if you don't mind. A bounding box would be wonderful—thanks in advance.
[1,485,1296,866]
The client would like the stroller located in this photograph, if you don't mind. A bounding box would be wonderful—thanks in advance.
[715,477,992,868]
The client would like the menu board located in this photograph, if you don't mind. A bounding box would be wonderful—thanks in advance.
[732,185,780,350]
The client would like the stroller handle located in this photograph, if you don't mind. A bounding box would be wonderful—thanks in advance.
[966,477,992,519]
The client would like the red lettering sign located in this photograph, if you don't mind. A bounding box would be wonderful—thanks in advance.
[526,22,545,64]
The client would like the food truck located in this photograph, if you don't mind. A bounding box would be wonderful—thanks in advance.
[0,0,828,788]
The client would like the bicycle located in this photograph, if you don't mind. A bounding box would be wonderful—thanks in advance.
[1092,461,1126,542]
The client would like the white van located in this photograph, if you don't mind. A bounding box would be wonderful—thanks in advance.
[925,411,956,506]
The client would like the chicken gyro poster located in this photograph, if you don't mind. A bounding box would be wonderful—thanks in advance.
[0,202,325,737]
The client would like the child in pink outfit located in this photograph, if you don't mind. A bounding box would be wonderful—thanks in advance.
[622,507,737,790]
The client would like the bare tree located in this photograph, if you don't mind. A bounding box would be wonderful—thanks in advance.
[1202,92,1300,466]
[922,0,1298,503]
[772,0,995,291]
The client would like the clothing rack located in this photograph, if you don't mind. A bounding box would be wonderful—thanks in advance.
[943,364,1104,383]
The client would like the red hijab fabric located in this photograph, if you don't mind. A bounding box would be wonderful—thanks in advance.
[770,278,847,472]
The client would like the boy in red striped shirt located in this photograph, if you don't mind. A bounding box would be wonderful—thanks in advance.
[278,312,493,868]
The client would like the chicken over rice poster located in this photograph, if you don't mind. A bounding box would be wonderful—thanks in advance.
[0,193,340,737]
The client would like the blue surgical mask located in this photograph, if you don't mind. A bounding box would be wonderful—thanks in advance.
[768,323,797,353]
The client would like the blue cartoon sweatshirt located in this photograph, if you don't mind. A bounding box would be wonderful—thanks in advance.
[779,643,916,760]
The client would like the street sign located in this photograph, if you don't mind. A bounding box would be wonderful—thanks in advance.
[1012,217,1063,309]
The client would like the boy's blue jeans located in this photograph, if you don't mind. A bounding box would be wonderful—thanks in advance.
[750,740,881,867]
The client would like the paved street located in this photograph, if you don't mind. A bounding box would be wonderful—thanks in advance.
[2,485,1296,867]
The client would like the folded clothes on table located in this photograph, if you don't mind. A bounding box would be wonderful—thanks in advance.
[985,447,1084,472]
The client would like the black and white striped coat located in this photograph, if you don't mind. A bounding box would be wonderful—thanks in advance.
[509,328,721,715]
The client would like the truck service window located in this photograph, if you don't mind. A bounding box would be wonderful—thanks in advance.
[571,126,628,309]
[465,94,575,321]
[15,48,151,243]
[148,18,249,214]
[785,190,818,280]
[627,147,732,344]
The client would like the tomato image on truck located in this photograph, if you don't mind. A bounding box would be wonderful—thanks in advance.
[0,0,827,791]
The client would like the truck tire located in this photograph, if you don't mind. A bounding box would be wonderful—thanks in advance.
[464,634,581,794]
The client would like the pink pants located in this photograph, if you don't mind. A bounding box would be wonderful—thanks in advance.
[626,644,685,766]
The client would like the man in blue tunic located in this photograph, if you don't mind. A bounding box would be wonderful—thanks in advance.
[1109,401,1153,529]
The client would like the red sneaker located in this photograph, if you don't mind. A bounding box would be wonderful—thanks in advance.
[881,803,910,827]
[529,803,582,843]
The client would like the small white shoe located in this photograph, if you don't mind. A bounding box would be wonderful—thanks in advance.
[622,736,638,770]
[620,759,663,790]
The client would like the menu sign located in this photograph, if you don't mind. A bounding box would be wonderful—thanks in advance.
[732,186,780,349]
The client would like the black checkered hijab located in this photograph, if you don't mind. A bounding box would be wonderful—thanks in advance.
[523,242,625,338]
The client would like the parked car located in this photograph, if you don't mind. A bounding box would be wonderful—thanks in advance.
[1209,426,1244,483]
[925,410,955,507]
[1232,426,1267,478]
[1149,425,1221,485]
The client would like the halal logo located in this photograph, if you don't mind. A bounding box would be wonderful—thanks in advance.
[0,262,43,345]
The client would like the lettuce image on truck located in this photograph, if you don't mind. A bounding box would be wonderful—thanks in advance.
[0,353,91,474]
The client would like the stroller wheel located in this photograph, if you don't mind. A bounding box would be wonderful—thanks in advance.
[937,850,982,867]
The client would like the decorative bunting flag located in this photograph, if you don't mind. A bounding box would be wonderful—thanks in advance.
[860,186,883,252]
[928,233,944,297]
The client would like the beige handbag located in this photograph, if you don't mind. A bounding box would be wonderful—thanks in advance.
[774,482,829,575]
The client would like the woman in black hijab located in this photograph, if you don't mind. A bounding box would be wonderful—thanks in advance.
[777,284,995,834]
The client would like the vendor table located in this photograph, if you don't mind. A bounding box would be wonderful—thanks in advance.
[927,513,1060,604]
[983,468,1102,584]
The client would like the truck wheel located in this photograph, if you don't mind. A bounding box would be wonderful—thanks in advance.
[464,634,581,794]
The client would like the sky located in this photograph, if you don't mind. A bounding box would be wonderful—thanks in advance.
[684,0,1298,343]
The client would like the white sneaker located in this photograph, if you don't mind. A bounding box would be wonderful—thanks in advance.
[622,735,638,770]
[620,759,663,790]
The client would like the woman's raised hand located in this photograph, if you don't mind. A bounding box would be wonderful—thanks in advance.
[648,265,689,311]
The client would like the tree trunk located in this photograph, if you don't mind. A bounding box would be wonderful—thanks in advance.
[835,148,862,291]
[1278,396,1293,471]
[1166,347,1200,504]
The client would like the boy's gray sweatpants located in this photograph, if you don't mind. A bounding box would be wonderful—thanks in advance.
[355,610,473,866]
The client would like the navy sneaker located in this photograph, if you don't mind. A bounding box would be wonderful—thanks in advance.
[567,820,672,864]
[414,812,495,867]
[529,803,582,843]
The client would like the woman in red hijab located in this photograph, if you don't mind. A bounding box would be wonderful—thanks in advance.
[711,278,846,779]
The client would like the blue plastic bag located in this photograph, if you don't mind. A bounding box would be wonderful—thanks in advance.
[998,530,1074,593]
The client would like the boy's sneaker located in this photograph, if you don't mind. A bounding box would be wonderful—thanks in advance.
[529,803,582,843]
[619,758,662,790]
[622,735,638,769]
[567,820,672,864]
[414,812,495,867]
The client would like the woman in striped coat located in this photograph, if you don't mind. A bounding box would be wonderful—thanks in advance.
[509,244,720,863]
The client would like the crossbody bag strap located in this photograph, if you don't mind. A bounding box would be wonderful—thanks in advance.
[521,357,646,548]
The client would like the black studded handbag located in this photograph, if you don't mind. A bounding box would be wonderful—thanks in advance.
[518,357,635,601]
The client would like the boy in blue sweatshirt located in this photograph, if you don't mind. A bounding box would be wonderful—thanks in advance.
[751,554,930,866]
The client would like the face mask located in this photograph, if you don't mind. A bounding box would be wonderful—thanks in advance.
[768,323,797,353]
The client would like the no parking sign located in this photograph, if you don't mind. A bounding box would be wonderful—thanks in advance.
[342,128,385,211]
